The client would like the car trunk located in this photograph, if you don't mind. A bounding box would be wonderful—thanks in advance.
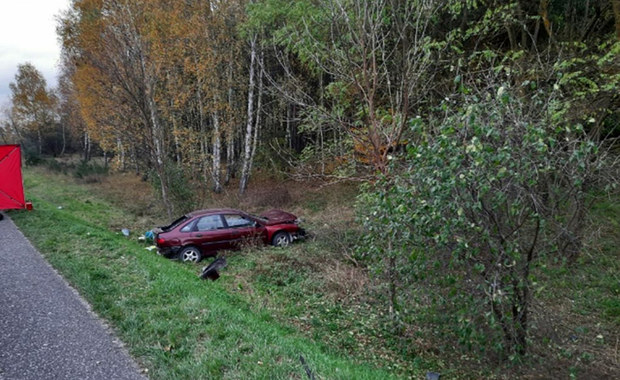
[153,215,189,243]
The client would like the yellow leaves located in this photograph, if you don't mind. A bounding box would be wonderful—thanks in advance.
[61,0,248,169]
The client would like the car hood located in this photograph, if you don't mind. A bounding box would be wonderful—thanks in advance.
[259,209,298,225]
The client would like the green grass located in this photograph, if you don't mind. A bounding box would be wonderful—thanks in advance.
[539,195,620,324]
[8,168,404,379]
[9,166,619,379]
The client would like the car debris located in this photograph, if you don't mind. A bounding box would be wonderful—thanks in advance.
[200,257,227,281]
[144,230,155,242]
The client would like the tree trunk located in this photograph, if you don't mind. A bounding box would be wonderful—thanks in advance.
[60,122,66,156]
[147,80,173,219]
[225,131,235,184]
[197,84,210,185]
[225,52,236,185]
[83,132,91,162]
[37,129,42,155]
[172,114,181,164]
[239,34,257,194]
[248,48,264,179]
[117,137,125,170]
[212,105,222,193]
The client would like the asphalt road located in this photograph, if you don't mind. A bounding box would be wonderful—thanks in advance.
[0,214,147,380]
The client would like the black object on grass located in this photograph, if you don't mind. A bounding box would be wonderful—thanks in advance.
[200,257,227,281]
[299,355,315,380]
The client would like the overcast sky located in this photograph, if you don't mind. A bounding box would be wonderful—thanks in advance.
[0,0,70,108]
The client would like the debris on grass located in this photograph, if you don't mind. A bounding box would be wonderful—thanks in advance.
[144,230,154,242]
[200,257,227,281]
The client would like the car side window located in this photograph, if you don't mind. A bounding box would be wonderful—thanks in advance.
[224,214,254,228]
[180,221,194,233]
[196,215,224,231]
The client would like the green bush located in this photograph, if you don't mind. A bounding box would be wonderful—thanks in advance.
[357,84,613,359]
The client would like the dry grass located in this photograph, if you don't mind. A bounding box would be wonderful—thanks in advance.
[320,258,368,301]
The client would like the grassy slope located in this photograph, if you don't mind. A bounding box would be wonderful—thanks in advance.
[8,166,619,379]
[8,168,403,380]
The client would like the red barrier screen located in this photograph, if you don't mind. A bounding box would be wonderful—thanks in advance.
[0,145,26,209]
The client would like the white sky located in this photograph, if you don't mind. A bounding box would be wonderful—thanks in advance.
[0,0,70,109]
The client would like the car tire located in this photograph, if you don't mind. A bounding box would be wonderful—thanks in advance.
[179,246,203,263]
[272,231,291,247]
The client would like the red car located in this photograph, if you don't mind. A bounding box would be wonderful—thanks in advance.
[154,208,305,262]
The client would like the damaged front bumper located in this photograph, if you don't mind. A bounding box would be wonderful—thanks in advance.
[292,228,307,241]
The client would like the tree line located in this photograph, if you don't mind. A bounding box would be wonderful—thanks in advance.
[1,0,619,362]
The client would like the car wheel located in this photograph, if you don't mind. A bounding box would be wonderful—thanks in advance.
[179,246,202,263]
[272,231,291,247]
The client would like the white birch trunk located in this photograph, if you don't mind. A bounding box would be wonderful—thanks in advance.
[212,105,222,193]
[225,60,235,184]
[239,34,257,194]
[248,48,264,177]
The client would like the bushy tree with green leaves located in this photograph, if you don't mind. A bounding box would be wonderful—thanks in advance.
[358,83,615,358]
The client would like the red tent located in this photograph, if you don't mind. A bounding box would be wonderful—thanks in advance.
[0,144,28,210]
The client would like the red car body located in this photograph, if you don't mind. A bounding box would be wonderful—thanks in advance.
[154,208,305,262]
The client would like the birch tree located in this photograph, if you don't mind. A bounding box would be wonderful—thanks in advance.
[239,34,258,194]
[59,0,175,217]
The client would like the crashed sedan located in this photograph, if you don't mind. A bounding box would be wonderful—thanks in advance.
[154,208,305,262]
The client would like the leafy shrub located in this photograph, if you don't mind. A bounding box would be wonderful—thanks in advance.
[357,85,614,359]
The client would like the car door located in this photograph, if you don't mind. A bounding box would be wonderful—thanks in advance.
[223,214,265,248]
[189,214,229,253]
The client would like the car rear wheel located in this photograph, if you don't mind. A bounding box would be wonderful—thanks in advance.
[179,246,202,263]
[272,231,291,247]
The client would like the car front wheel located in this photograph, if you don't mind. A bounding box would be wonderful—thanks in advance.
[179,246,202,263]
[272,231,291,247]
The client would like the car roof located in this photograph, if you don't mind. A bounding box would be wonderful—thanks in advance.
[186,208,246,217]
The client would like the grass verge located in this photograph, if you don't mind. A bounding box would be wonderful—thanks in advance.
[8,167,403,379]
[9,165,618,379]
